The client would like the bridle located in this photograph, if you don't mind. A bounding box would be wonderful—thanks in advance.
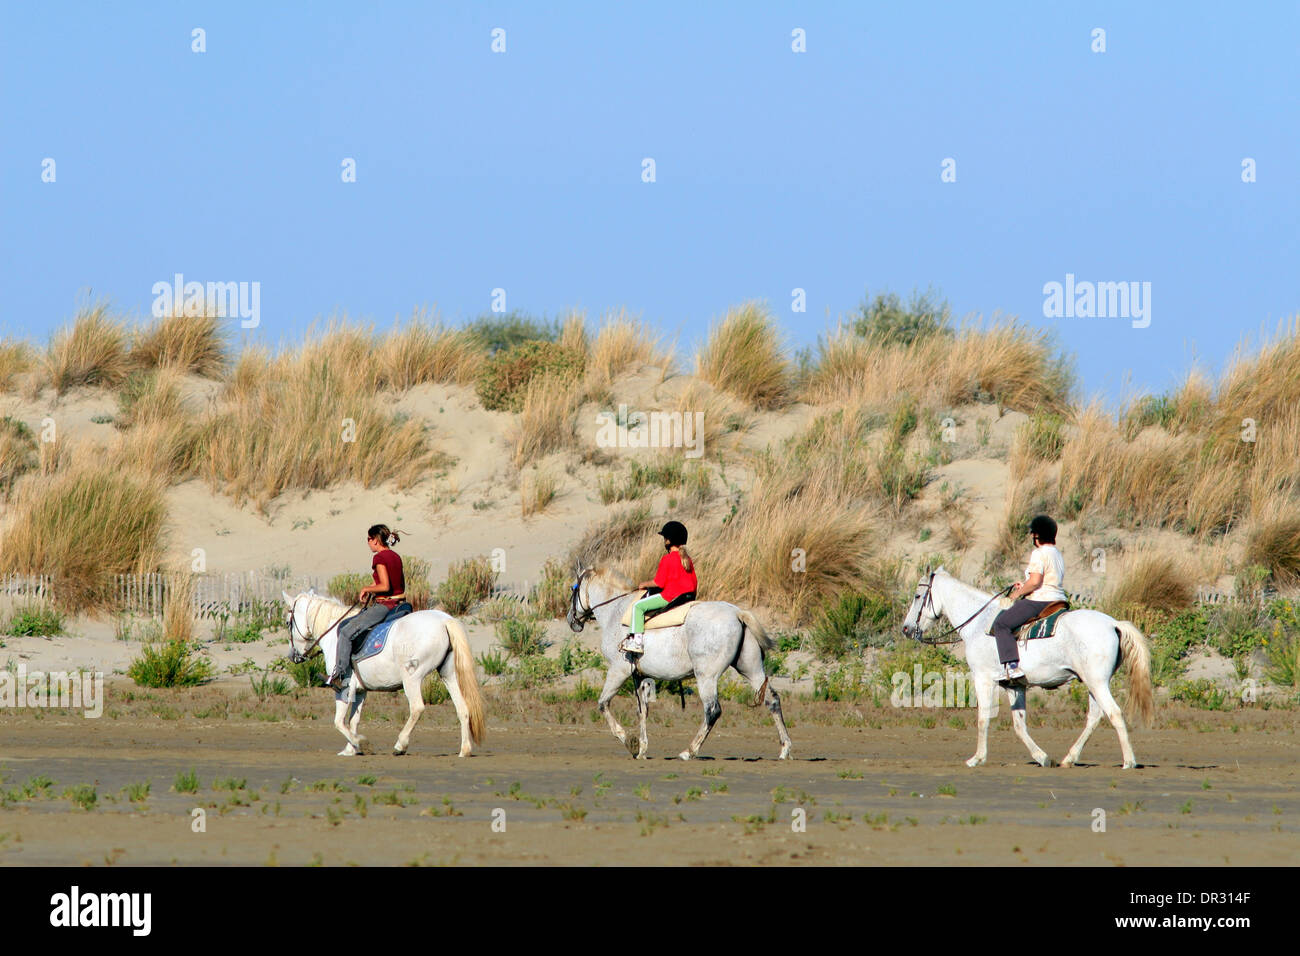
[909,571,1013,645]
[569,570,635,628]
[286,595,361,663]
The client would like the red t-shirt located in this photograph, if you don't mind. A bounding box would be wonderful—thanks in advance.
[372,549,405,608]
[653,551,697,603]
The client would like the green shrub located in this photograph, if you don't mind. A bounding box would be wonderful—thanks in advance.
[1263,629,1299,693]
[1170,678,1231,711]
[63,784,97,811]
[532,558,571,619]
[0,416,38,496]
[3,603,64,636]
[497,615,546,658]
[474,340,585,412]
[558,636,603,674]
[808,592,896,659]
[128,640,215,687]
[465,312,557,354]
[1017,413,1067,463]
[1146,608,1207,686]
[1208,604,1266,660]
[286,654,325,688]
[250,668,292,699]
[328,571,370,602]
[477,648,508,676]
[505,655,564,688]
[172,769,200,793]
[852,288,952,346]
[438,555,497,615]
[421,674,450,705]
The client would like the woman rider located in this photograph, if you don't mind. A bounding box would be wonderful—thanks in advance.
[328,524,406,689]
[991,514,1066,684]
[621,520,697,655]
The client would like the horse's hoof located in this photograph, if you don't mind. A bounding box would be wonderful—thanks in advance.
[626,738,640,757]
[1060,757,1076,768]
[337,749,353,757]
[1037,756,1055,768]
[678,751,692,761]
[392,749,407,756]
[1122,761,1138,770]
[965,756,984,768]
[778,748,791,760]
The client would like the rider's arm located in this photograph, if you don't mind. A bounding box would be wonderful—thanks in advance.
[360,563,391,600]
[1011,571,1043,598]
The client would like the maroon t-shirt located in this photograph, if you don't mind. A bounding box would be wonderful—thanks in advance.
[372,549,405,608]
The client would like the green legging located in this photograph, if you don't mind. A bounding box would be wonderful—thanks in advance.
[631,593,669,634]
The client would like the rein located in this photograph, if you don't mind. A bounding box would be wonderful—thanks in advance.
[914,575,1013,645]
[287,597,362,662]
[570,571,636,623]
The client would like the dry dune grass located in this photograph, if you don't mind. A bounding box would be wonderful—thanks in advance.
[1104,550,1197,624]
[1244,507,1300,587]
[131,312,228,377]
[696,302,791,410]
[510,374,583,468]
[44,304,133,394]
[994,463,1057,563]
[0,457,167,612]
[805,320,1072,416]
[586,310,672,390]
[195,344,440,510]
[0,339,32,391]
[377,312,484,388]
[0,417,39,498]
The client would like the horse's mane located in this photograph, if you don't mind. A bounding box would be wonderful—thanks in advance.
[590,567,632,591]
[935,568,993,603]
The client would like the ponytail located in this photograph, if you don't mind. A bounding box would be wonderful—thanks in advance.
[678,546,693,573]
[368,524,405,548]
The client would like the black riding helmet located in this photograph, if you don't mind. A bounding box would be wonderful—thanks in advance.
[1029,514,1057,543]
[659,520,688,546]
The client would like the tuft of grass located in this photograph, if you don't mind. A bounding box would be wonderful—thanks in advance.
[377,310,483,387]
[128,640,215,688]
[3,603,64,636]
[44,303,132,394]
[1104,551,1196,624]
[0,416,38,498]
[0,339,32,392]
[172,769,200,794]
[696,302,790,410]
[853,287,952,345]
[131,310,228,377]
[586,310,672,389]
[496,614,546,658]
[521,469,559,518]
[531,558,571,619]
[1244,510,1300,589]
[437,556,497,615]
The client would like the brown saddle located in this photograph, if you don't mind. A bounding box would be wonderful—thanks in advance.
[1023,601,1069,628]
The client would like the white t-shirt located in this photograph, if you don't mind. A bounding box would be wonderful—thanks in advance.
[1025,545,1067,602]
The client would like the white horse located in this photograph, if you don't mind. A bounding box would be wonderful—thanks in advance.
[900,569,1153,769]
[283,590,486,757]
[567,567,792,760]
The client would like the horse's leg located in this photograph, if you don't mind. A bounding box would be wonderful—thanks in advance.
[334,692,364,756]
[598,661,637,756]
[1060,692,1103,768]
[440,656,474,757]
[1006,685,1052,767]
[734,642,792,759]
[635,678,653,760]
[1090,679,1139,769]
[681,674,721,760]
[392,671,427,756]
[967,674,998,767]
[348,691,368,750]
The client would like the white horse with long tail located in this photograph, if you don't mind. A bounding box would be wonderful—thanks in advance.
[282,590,486,757]
[900,568,1153,769]
[567,566,792,760]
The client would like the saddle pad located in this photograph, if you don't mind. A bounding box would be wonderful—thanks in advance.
[620,600,696,630]
[1017,606,1069,643]
[353,605,412,664]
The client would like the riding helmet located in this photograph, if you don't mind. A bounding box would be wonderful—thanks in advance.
[659,520,688,546]
[1029,514,1057,543]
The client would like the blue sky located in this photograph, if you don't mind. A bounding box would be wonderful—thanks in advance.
[2,1,1296,405]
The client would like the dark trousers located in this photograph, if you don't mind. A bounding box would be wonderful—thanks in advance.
[338,604,391,659]
[992,599,1052,664]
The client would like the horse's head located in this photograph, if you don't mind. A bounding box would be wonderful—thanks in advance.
[901,568,942,641]
[282,588,317,663]
[566,565,593,633]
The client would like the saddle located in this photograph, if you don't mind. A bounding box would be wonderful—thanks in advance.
[1014,601,1070,644]
[619,598,697,631]
[351,602,413,664]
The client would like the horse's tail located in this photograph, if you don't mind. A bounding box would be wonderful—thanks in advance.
[1116,621,1154,728]
[446,618,486,746]
[736,608,774,652]
[737,609,773,708]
